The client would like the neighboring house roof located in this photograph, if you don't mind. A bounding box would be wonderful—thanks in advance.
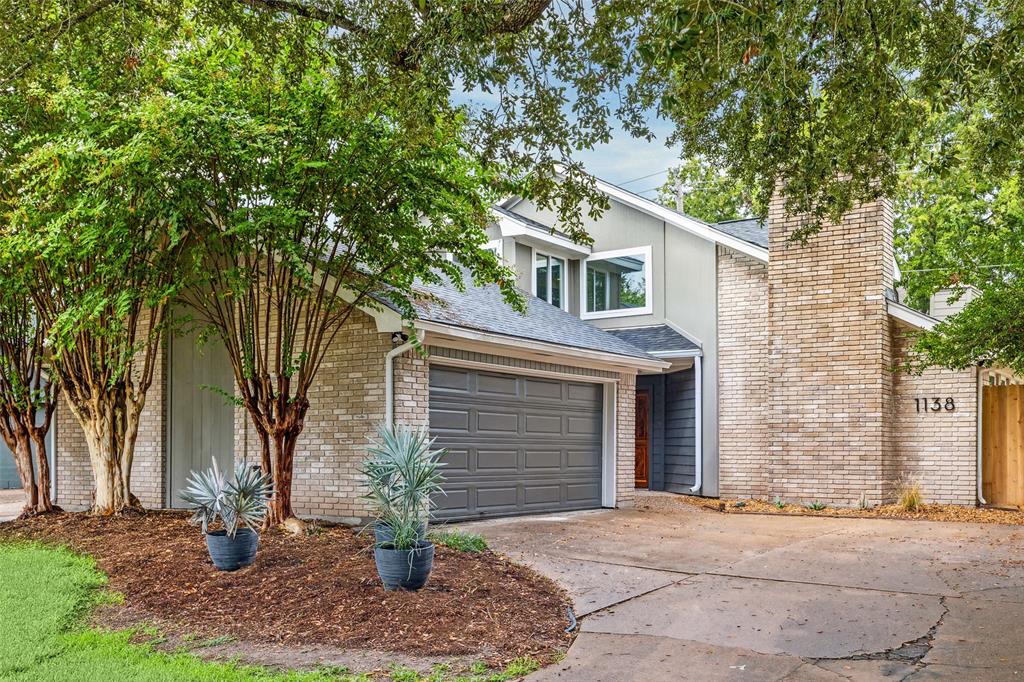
[712,218,768,249]
[411,271,661,362]
[604,325,701,357]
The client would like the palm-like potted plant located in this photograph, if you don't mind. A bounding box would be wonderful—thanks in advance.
[361,423,446,591]
[180,459,273,571]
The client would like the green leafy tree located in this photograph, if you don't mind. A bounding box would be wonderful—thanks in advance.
[163,23,518,524]
[3,58,195,514]
[635,2,1024,236]
[658,157,753,223]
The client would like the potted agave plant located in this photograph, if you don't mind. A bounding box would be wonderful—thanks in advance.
[180,459,272,572]
[361,423,446,591]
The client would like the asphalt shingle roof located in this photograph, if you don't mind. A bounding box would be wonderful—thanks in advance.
[412,273,656,360]
[712,217,768,249]
[604,325,700,355]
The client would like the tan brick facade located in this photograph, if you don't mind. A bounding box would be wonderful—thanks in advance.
[717,247,770,498]
[716,197,980,506]
[889,320,978,505]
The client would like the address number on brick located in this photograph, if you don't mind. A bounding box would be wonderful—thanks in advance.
[914,397,955,413]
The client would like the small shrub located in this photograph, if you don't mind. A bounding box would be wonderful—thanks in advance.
[773,496,785,509]
[733,500,746,508]
[429,529,488,553]
[805,501,827,511]
[897,479,923,511]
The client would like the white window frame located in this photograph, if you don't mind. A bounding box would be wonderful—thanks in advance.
[531,247,569,311]
[581,245,654,320]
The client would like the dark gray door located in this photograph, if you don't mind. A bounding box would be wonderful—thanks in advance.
[168,331,235,508]
[428,366,604,521]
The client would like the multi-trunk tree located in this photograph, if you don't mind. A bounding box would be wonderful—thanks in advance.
[4,55,194,514]
[0,285,60,516]
[168,24,517,525]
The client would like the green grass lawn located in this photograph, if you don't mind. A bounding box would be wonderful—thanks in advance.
[0,542,539,682]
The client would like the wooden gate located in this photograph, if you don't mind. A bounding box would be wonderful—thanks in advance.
[982,385,1024,508]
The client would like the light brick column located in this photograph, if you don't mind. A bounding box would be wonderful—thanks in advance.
[616,373,637,507]
[717,247,770,498]
[766,196,895,506]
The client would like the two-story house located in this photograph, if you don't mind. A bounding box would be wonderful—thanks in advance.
[46,173,999,521]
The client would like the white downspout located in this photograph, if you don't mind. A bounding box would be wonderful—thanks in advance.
[977,365,986,505]
[690,354,703,494]
[384,333,422,426]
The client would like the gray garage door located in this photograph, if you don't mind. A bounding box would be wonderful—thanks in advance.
[428,365,604,521]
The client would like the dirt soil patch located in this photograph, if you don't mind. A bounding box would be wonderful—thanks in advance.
[642,493,1024,525]
[0,512,570,664]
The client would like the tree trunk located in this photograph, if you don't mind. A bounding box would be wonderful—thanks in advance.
[30,429,57,514]
[77,396,142,515]
[259,401,308,526]
[11,431,38,517]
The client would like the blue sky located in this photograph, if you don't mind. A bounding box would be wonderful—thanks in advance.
[575,118,680,198]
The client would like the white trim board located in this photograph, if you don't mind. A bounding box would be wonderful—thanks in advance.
[414,319,669,372]
[589,176,769,262]
[887,300,938,331]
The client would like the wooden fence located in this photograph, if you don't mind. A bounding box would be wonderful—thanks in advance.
[982,384,1024,508]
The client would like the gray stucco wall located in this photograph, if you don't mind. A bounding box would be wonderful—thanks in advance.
[494,196,721,497]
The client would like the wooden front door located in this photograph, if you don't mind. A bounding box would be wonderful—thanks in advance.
[635,391,650,488]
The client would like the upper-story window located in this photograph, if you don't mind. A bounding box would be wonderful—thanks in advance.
[582,246,653,319]
[533,251,567,310]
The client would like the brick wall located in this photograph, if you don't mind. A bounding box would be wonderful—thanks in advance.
[764,197,895,506]
[889,319,978,504]
[234,308,393,523]
[615,372,637,507]
[717,247,770,498]
[54,337,167,510]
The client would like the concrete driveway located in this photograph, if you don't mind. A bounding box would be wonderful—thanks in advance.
[0,489,24,521]
[462,503,1024,681]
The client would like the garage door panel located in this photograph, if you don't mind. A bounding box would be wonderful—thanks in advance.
[430,407,471,431]
[524,378,563,400]
[524,449,561,470]
[567,449,601,468]
[429,366,604,521]
[525,413,562,434]
[430,367,471,391]
[567,482,602,502]
[476,411,520,433]
[524,485,560,505]
[476,448,519,470]
[476,372,519,397]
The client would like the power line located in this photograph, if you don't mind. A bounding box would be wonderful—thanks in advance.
[618,168,671,186]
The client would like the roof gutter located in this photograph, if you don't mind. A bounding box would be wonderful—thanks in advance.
[413,320,670,373]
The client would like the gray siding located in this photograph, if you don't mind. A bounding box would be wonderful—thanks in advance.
[664,368,696,492]
[505,196,721,496]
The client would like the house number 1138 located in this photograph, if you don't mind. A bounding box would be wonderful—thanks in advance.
[914,397,955,413]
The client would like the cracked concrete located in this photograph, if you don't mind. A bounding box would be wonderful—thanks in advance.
[461,505,1024,681]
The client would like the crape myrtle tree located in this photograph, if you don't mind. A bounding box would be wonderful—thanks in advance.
[166,24,518,524]
[0,281,60,516]
[2,24,197,513]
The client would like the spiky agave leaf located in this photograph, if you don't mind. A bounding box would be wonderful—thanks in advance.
[179,460,271,537]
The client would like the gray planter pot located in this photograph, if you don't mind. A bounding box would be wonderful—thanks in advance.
[205,528,259,571]
[373,521,426,545]
[374,541,435,591]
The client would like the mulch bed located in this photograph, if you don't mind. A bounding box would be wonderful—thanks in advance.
[648,493,1024,525]
[0,512,571,663]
